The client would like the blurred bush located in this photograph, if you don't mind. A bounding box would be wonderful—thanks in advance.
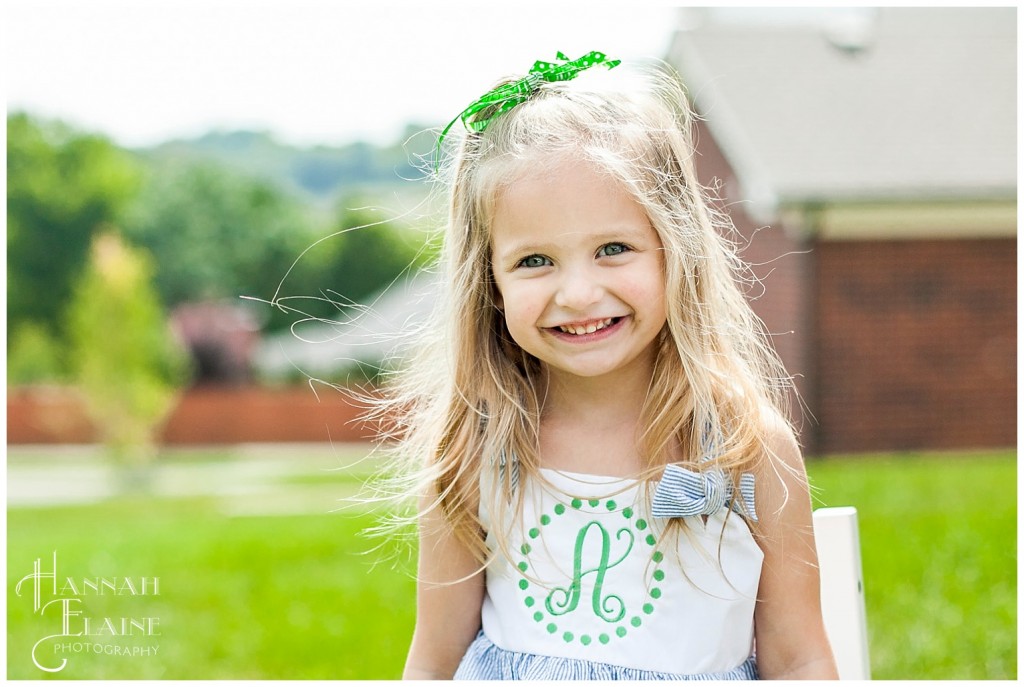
[7,323,66,385]
[67,232,190,480]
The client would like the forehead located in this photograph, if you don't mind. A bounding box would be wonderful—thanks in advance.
[490,159,655,252]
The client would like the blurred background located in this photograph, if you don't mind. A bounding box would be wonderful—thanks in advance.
[6,3,1016,680]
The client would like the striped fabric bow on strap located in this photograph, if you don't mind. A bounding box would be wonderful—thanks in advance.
[651,464,758,522]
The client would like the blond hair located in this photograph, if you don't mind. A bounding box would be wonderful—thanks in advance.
[369,60,794,565]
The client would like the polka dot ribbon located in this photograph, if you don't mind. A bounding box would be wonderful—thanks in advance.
[434,50,621,168]
[651,464,758,522]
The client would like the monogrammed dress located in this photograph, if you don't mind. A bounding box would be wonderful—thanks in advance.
[453,465,763,680]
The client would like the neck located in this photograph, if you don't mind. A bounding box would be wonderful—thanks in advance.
[539,353,657,426]
[532,353,664,477]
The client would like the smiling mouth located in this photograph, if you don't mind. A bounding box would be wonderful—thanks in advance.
[554,317,621,336]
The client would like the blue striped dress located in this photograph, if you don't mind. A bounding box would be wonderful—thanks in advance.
[455,630,759,680]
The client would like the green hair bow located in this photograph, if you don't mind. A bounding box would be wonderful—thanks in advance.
[435,50,621,169]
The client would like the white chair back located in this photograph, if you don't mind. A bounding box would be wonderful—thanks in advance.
[813,506,871,679]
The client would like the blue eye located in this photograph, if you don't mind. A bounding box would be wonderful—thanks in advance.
[518,255,551,268]
[598,243,630,257]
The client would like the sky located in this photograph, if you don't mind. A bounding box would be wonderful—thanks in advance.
[6,1,681,148]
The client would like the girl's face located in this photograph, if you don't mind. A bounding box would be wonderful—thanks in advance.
[489,159,667,386]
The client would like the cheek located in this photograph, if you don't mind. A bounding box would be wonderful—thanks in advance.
[498,285,545,334]
[622,271,665,301]
[501,299,530,330]
[629,272,669,322]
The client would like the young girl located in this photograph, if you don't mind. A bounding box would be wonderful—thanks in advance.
[385,52,838,680]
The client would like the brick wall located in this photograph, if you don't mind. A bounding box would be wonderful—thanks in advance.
[7,385,378,445]
[815,238,1016,453]
[161,386,379,444]
[692,120,816,443]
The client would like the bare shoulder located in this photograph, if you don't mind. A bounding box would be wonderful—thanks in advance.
[750,406,810,530]
[760,405,804,470]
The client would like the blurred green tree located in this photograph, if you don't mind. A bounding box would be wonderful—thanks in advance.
[125,159,436,332]
[122,160,313,315]
[7,113,142,352]
[268,199,437,328]
[67,231,189,487]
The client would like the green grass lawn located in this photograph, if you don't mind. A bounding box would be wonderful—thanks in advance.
[806,451,1016,680]
[8,497,415,680]
[7,447,1016,679]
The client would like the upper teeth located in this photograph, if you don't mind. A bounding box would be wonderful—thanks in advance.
[558,318,614,335]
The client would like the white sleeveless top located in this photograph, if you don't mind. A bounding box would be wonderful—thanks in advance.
[480,468,764,675]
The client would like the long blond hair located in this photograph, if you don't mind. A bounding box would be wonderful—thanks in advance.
[368,60,794,565]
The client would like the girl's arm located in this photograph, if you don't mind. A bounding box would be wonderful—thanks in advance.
[751,418,840,680]
[402,493,486,680]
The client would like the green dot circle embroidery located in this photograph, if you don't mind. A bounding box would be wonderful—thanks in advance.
[516,495,664,649]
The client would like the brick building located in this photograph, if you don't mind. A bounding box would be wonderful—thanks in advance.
[669,7,1016,454]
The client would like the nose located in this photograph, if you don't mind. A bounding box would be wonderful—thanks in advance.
[554,264,604,311]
